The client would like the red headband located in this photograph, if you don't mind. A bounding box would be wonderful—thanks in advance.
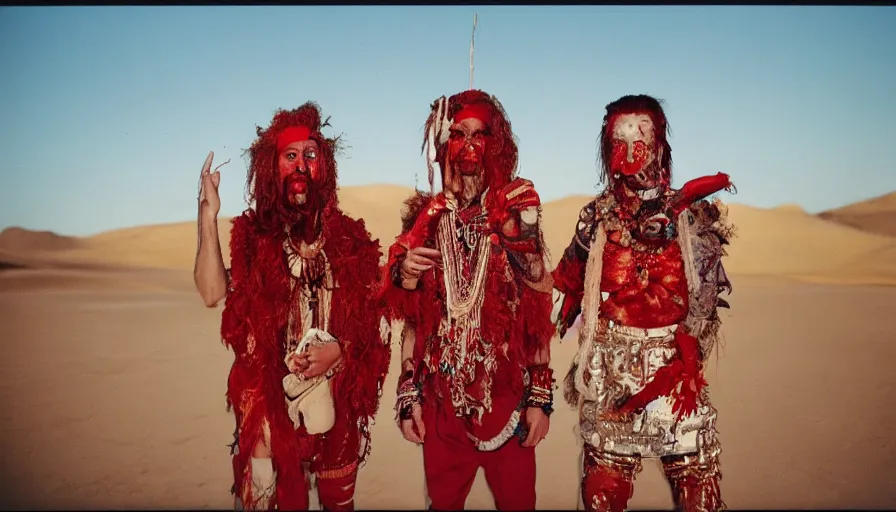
[454,103,493,127]
[276,125,312,152]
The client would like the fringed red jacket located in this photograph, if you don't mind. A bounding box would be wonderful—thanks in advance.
[220,206,390,492]
[379,191,555,440]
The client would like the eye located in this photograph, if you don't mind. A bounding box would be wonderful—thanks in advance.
[304,149,317,160]
[285,151,297,160]
[449,130,463,139]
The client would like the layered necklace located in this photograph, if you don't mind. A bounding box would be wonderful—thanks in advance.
[282,224,331,352]
[436,196,496,420]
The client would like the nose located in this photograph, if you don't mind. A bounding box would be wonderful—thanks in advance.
[626,143,635,164]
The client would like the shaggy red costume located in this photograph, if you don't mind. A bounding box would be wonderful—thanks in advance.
[220,103,389,510]
[553,95,735,512]
[379,90,556,510]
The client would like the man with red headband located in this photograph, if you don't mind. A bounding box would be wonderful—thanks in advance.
[552,95,736,512]
[378,90,556,510]
[193,102,390,511]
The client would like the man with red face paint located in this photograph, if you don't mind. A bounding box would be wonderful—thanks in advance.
[378,90,556,510]
[193,102,390,511]
[552,95,736,512]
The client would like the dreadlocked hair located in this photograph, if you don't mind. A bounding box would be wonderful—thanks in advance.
[597,94,673,186]
[242,101,346,233]
[421,89,519,194]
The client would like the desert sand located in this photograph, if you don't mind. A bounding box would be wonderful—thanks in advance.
[1,185,895,510]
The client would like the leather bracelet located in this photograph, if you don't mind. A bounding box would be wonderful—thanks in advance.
[529,402,554,416]
[395,374,422,421]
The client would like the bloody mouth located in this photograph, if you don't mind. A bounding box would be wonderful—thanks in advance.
[290,179,308,195]
[283,175,311,207]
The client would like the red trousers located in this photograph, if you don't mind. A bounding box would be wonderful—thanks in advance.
[581,445,725,512]
[229,358,362,511]
[265,467,357,512]
[421,396,536,511]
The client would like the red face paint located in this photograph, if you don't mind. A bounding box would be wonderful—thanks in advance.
[606,112,667,191]
[447,115,489,177]
[611,140,653,177]
[275,125,322,207]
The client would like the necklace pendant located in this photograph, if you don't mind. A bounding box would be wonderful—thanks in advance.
[465,227,479,250]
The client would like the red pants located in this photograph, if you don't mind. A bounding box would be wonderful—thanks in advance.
[229,357,362,511]
[581,445,725,512]
[264,466,358,512]
[233,431,360,512]
[421,397,536,511]
[315,469,359,512]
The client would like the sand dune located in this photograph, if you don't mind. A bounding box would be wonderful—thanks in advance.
[3,186,896,286]
[0,226,85,252]
[818,190,896,238]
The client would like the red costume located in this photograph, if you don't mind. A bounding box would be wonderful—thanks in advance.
[552,95,736,511]
[379,90,556,510]
[220,103,390,510]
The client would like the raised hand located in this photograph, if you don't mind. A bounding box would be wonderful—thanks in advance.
[488,178,542,237]
[198,151,230,220]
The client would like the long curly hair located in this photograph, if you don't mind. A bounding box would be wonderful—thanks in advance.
[243,102,344,233]
[422,89,519,194]
[598,94,672,186]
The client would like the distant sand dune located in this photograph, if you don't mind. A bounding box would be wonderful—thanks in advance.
[0,226,85,252]
[818,191,896,238]
[1,186,895,286]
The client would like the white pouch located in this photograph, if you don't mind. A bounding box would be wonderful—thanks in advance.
[283,328,337,435]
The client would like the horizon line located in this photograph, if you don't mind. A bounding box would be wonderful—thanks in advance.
[2,183,892,239]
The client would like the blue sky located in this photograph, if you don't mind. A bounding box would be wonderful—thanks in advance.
[1,5,894,236]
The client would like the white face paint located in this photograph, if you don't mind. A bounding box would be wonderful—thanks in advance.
[611,113,656,168]
[609,113,664,193]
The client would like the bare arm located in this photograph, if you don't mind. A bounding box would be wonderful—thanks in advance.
[194,212,227,307]
[400,321,416,374]
[528,339,550,366]
[193,151,228,308]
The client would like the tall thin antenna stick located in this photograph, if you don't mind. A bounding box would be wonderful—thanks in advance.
[469,13,478,90]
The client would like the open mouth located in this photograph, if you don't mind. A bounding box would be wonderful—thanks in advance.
[636,187,661,201]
